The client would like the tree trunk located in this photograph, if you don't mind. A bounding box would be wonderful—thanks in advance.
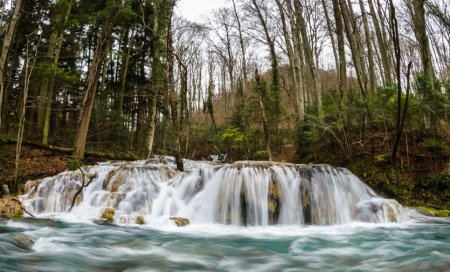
[255,69,272,161]
[286,0,305,121]
[331,0,348,112]
[73,4,120,160]
[358,0,376,93]
[275,0,300,120]
[146,0,171,158]
[368,0,392,85]
[231,0,248,86]
[0,0,23,131]
[40,0,73,144]
[116,29,134,116]
[409,0,435,81]
[167,1,182,171]
[294,0,322,116]
[15,35,38,188]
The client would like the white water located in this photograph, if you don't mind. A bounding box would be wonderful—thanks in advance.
[21,159,407,226]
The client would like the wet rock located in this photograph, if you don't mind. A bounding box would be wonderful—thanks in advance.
[170,217,190,227]
[119,216,131,224]
[382,199,403,222]
[0,197,23,218]
[100,208,115,222]
[268,177,282,224]
[102,192,125,208]
[135,216,145,225]
[24,179,42,199]
[102,167,126,192]
[12,233,34,249]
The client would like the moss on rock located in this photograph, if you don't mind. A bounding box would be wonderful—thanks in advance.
[416,206,450,218]
[135,216,145,225]
[0,197,23,218]
[100,207,115,222]
[170,217,190,226]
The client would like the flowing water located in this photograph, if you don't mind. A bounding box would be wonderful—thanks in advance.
[1,159,449,271]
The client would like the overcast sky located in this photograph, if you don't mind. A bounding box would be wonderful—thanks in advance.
[176,0,228,22]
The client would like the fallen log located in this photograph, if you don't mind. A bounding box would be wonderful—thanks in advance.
[0,136,139,161]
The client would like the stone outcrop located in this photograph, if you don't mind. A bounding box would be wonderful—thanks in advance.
[170,217,190,226]
[0,197,23,218]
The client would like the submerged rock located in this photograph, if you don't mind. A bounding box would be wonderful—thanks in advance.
[100,208,115,222]
[12,233,34,249]
[0,197,23,218]
[170,217,190,227]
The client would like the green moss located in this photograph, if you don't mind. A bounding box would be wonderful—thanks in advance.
[416,206,450,218]
[100,208,115,222]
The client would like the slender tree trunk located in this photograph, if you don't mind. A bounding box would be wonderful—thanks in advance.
[231,0,248,86]
[116,29,135,116]
[41,0,73,144]
[15,35,38,188]
[331,0,348,112]
[294,0,322,115]
[286,0,305,121]
[390,0,407,164]
[359,0,376,92]
[0,0,23,131]
[167,2,182,171]
[275,0,300,119]
[252,0,280,125]
[321,0,339,83]
[73,4,120,160]
[409,0,436,81]
[255,68,272,161]
[146,0,171,158]
[368,0,392,85]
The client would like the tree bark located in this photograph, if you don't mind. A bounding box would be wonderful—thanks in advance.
[409,0,435,81]
[40,0,73,144]
[146,0,171,158]
[73,4,120,160]
[0,0,23,131]
[255,68,272,161]
[286,0,305,121]
[331,0,348,112]
[15,35,38,187]
[293,0,322,115]
[359,0,376,93]
[368,0,392,85]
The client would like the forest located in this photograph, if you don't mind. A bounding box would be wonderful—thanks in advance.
[0,0,449,210]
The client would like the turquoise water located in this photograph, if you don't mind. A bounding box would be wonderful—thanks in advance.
[1,217,449,271]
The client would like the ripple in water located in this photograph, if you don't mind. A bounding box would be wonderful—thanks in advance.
[0,218,449,271]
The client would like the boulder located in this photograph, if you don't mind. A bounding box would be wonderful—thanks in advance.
[170,216,190,227]
[24,179,42,196]
[100,208,115,222]
[135,216,145,225]
[12,233,34,249]
[0,197,23,218]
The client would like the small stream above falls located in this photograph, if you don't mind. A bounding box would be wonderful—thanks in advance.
[21,159,406,226]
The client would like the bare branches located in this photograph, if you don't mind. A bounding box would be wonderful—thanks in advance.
[68,158,97,212]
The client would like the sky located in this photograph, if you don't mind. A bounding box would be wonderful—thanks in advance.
[175,0,228,22]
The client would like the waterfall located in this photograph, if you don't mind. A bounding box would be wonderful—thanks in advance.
[21,160,406,225]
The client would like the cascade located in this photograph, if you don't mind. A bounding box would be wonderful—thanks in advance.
[21,159,405,225]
